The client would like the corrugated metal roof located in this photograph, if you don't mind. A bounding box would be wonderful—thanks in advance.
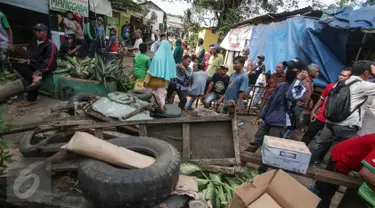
[232,7,322,28]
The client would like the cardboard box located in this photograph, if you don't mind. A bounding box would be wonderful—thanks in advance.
[230,170,320,208]
[262,136,311,174]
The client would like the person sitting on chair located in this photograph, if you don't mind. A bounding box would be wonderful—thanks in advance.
[59,35,80,58]
[204,64,230,108]
[186,63,210,110]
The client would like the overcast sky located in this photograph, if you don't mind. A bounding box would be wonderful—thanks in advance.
[150,0,338,16]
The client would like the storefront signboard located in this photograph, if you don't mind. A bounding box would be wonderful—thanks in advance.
[50,0,89,17]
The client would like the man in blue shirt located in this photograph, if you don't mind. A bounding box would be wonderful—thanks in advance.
[246,58,308,153]
[217,56,249,112]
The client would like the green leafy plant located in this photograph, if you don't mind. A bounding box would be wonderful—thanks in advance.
[0,109,14,174]
[117,76,135,92]
[65,56,96,80]
[93,56,121,86]
[0,71,16,85]
[0,139,14,174]
[180,162,258,208]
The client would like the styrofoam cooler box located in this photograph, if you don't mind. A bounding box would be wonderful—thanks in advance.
[261,136,311,174]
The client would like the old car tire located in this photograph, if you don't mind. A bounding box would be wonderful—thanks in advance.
[127,90,152,101]
[150,195,190,208]
[19,130,40,157]
[78,136,180,208]
[68,93,96,104]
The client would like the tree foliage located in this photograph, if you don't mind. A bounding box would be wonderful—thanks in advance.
[173,0,302,41]
[174,0,374,42]
[111,0,143,12]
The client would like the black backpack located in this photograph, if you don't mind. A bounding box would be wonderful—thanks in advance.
[324,80,364,122]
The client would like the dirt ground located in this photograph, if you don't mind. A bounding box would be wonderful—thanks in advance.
[2,95,343,207]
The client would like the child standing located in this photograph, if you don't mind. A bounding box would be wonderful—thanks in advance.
[133,43,150,90]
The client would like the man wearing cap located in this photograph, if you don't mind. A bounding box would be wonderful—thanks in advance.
[207,44,223,77]
[247,55,266,86]
[204,64,230,108]
[246,58,308,153]
[105,27,119,62]
[14,23,57,107]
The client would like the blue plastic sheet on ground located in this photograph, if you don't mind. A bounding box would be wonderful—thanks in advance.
[249,16,349,87]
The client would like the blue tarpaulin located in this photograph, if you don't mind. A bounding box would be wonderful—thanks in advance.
[249,16,349,87]
[322,2,375,29]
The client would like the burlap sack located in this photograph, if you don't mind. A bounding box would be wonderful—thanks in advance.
[62,131,155,169]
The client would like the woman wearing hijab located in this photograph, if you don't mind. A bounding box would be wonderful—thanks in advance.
[145,40,177,112]
[173,39,183,64]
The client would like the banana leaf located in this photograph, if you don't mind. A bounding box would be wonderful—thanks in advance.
[197,178,210,186]
[180,162,202,175]
[205,182,215,201]
[214,189,221,208]
[225,177,240,191]
[209,173,222,184]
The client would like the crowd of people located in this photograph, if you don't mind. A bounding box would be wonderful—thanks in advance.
[133,32,375,207]
[1,7,375,207]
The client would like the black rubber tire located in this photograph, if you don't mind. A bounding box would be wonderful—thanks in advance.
[78,136,181,208]
[19,130,40,157]
[127,90,152,101]
[150,195,190,208]
[68,93,96,104]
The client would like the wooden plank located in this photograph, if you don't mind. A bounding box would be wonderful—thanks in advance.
[313,168,363,189]
[49,160,80,172]
[190,158,237,166]
[190,122,235,160]
[201,165,245,175]
[182,123,191,159]
[38,119,95,131]
[122,105,151,120]
[139,125,148,136]
[95,129,104,139]
[5,187,86,207]
[84,108,140,135]
[86,129,131,139]
[1,116,90,136]
[147,124,183,153]
[71,116,232,131]
[50,104,74,112]
[231,117,241,164]
[240,151,363,188]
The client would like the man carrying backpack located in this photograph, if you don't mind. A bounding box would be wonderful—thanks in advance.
[245,58,308,153]
[308,60,375,164]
